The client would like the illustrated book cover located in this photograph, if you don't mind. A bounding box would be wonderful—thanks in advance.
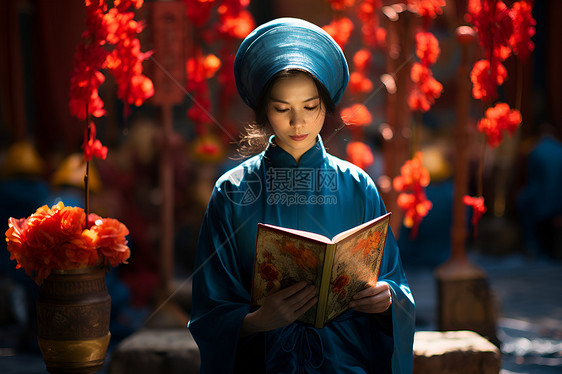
[251,212,391,328]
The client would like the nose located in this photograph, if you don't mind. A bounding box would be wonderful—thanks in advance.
[290,109,305,128]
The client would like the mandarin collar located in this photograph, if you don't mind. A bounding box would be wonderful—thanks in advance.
[263,135,327,168]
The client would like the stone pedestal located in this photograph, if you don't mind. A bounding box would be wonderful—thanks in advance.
[435,260,499,345]
[108,329,200,374]
[413,331,501,374]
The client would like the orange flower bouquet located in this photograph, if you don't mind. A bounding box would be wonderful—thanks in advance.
[5,202,130,284]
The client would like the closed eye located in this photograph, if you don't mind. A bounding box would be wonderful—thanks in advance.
[305,105,319,111]
[274,107,289,113]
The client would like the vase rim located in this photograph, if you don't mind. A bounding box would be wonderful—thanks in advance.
[51,265,106,275]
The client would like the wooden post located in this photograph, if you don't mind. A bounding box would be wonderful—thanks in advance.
[1,0,27,140]
[381,4,417,235]
[434,27,498,345]
[159,103,175,300]
[144,1,189,327]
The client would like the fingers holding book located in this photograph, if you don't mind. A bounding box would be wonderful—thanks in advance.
[349,281,392,314]
[242,282,317,335]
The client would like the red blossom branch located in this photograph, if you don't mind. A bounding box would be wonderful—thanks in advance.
[464,0,535,234]
[392,152,433,239]
[69,0,153,220]
[392,0,445,238]
[183,0,255,155]
[321,0,388,172]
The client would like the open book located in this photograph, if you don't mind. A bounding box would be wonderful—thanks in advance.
[251,212,391,329]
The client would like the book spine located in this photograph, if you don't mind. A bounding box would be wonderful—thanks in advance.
[315,243,336,328]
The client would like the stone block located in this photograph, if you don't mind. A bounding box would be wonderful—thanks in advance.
[413,330,501,374]
[108,328,200,374]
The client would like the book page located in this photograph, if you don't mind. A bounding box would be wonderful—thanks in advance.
[252,226,327,325]
[324,218,389,323]
[258,223,332,244]
[331,212,391,243]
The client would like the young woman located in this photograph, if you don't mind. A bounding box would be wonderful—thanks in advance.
[188,18,415,373]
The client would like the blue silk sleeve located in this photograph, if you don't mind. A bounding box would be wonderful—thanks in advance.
[188,186,251,373]
[369,185,416,374]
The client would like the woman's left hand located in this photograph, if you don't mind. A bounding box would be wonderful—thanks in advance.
[349,281,392,314]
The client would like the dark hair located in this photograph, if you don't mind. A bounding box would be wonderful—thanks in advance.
[236,69,339,158]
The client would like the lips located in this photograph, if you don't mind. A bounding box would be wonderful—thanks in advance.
[289,134,308,141]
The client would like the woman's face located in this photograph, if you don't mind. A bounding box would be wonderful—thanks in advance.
[266,72,326,162]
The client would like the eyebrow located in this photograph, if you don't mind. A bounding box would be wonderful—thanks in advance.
[270,96,320,104]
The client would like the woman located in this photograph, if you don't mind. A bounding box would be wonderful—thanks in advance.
[188,18,415,373]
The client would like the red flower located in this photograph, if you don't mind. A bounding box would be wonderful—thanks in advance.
[466,0,513,58]
[322,17,354,49]
[281,241,320,270]
[59,206,87,238]
[397,192,433,238]
[357,0,381,23]
[346,141,374,170]
[350,50,373,94]
[352,231,382,258]
[63,239,100,268]
[509,1,535,61]
[357,0,384,48]
[104,13,154,111]
[341,104,372,126]
[69,44,108,120]
[352,238,370,257]
[184,0,216,27]
[415,32,440,66]
[217,7,255,39]
[185,51,222,129]
[88,217,130,267]
[408,0,446,19]
[477,117,502,147]
[353,49,372,73]
[477,102,522,147]
[258,262,280,292]
[408,63,443,112]
[393,152,432,238]
[470,59,507,103]
[463,195,487,234]
[332,273,350,299]
[328,0,355,11]
[83,122,108,161]
[187,53,222,84]
[114,0,144,11]
[349,72,373,94]
[70,0,153,120]
[258,263,280,282]
[5,202,130,284]
[392,152,430,192]
[5,218,28,266]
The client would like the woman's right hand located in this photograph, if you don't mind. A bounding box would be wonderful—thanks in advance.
[241,282,317,336]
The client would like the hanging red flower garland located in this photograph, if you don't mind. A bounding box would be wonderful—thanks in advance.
[183,0,255,158]
[69,0,154,162]
[390,0,445,238]
[321,1,445,237]
[322,0,387,171]
[464,0,534,233]
[393,152,433,239]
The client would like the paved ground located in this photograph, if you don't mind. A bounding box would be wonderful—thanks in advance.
[1,253,561,373]
[407,252,562,374]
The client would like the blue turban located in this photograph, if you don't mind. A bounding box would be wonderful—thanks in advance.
[234,17,349,110]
